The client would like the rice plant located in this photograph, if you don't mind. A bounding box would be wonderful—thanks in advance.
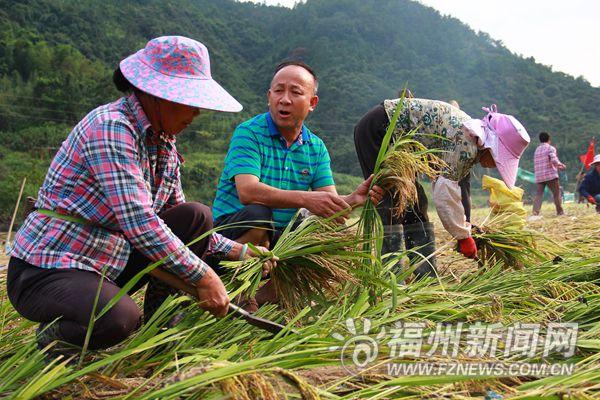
[1,204,599,399]
[471,213,556,269]
[221,214,381,315]
[356,91,447,300]
[376,132,447,218]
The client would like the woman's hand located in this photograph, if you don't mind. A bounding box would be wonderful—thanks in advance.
[457,237,478,259]
[194,268,230,317]
[247,245,279,277]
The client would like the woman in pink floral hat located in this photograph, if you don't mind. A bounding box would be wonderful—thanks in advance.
[6,36,276,357]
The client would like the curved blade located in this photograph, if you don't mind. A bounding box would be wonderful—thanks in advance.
[229,303,297,335]
[148,267,296,335]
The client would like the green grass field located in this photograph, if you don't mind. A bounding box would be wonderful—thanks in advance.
[0,202,598,399]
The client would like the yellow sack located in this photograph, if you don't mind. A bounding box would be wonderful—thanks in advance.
[481,175,527,229]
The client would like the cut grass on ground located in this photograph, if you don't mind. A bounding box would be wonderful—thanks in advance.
[0,202,598,399]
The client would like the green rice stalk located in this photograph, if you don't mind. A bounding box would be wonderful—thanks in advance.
[78,264,108,368]
[355,90,408,303]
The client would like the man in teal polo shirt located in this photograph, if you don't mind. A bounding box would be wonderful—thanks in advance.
[213,61,381,252]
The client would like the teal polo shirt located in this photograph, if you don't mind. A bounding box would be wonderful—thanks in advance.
[213,112,335,228]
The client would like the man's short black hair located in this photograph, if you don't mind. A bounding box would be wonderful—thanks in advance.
[539,132,550,143]
[273,60,318,94]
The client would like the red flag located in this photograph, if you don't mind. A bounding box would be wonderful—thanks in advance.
[580,138,595,170]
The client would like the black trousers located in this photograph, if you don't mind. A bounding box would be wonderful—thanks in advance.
[214,204,275,242]
[353,103,471,224]
[214,204,302,245]
[7,202,213,350]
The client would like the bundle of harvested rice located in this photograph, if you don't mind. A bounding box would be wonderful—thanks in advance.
[471,218,548,269]
[356,91,446,299]
[376,132,447,217]
[221,215,377,314]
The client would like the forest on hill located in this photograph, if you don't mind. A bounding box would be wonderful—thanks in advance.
[1,0,599,223]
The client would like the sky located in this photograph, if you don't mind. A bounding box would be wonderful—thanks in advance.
[241,0,600,87]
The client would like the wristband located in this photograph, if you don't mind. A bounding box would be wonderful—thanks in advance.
[239,243,248,261]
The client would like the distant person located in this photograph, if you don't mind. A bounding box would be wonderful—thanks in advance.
[6,36,276,357]
[578,154,600,213]
[354,99,530,278]
[532,132,566,217]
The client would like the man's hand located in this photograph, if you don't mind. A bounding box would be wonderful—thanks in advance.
[457,237,478,259]
[247,245,279,277]
[588,195,596,205]
[194,268,230,317]
[305,191,351,224]
[345,175,385,207]
[558,163,567,170]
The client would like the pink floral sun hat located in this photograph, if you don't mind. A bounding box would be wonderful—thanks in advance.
[120,36,242,112]
[462,104,530,188]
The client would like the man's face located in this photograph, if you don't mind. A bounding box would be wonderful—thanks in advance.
[267,65,318,136]
[595,163,600,174]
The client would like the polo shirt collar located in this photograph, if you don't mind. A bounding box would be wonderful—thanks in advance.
[265,112,311,145]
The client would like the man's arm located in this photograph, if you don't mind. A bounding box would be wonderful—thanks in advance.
[336,176,383,208]
[234,174,351,220]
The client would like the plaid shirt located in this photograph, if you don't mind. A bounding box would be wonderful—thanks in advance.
[534,143,563,183]
[10,94,234,284]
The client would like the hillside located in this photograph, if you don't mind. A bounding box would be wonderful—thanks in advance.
[0,0,599,222]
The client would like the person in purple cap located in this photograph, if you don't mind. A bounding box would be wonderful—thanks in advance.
[6,36,277,357]
[354,98,530,278]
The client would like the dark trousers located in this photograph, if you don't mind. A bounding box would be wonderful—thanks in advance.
[7,202,212,350]
[532,178,564,215]
[214,204,301,246]
[214,204,275,242]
